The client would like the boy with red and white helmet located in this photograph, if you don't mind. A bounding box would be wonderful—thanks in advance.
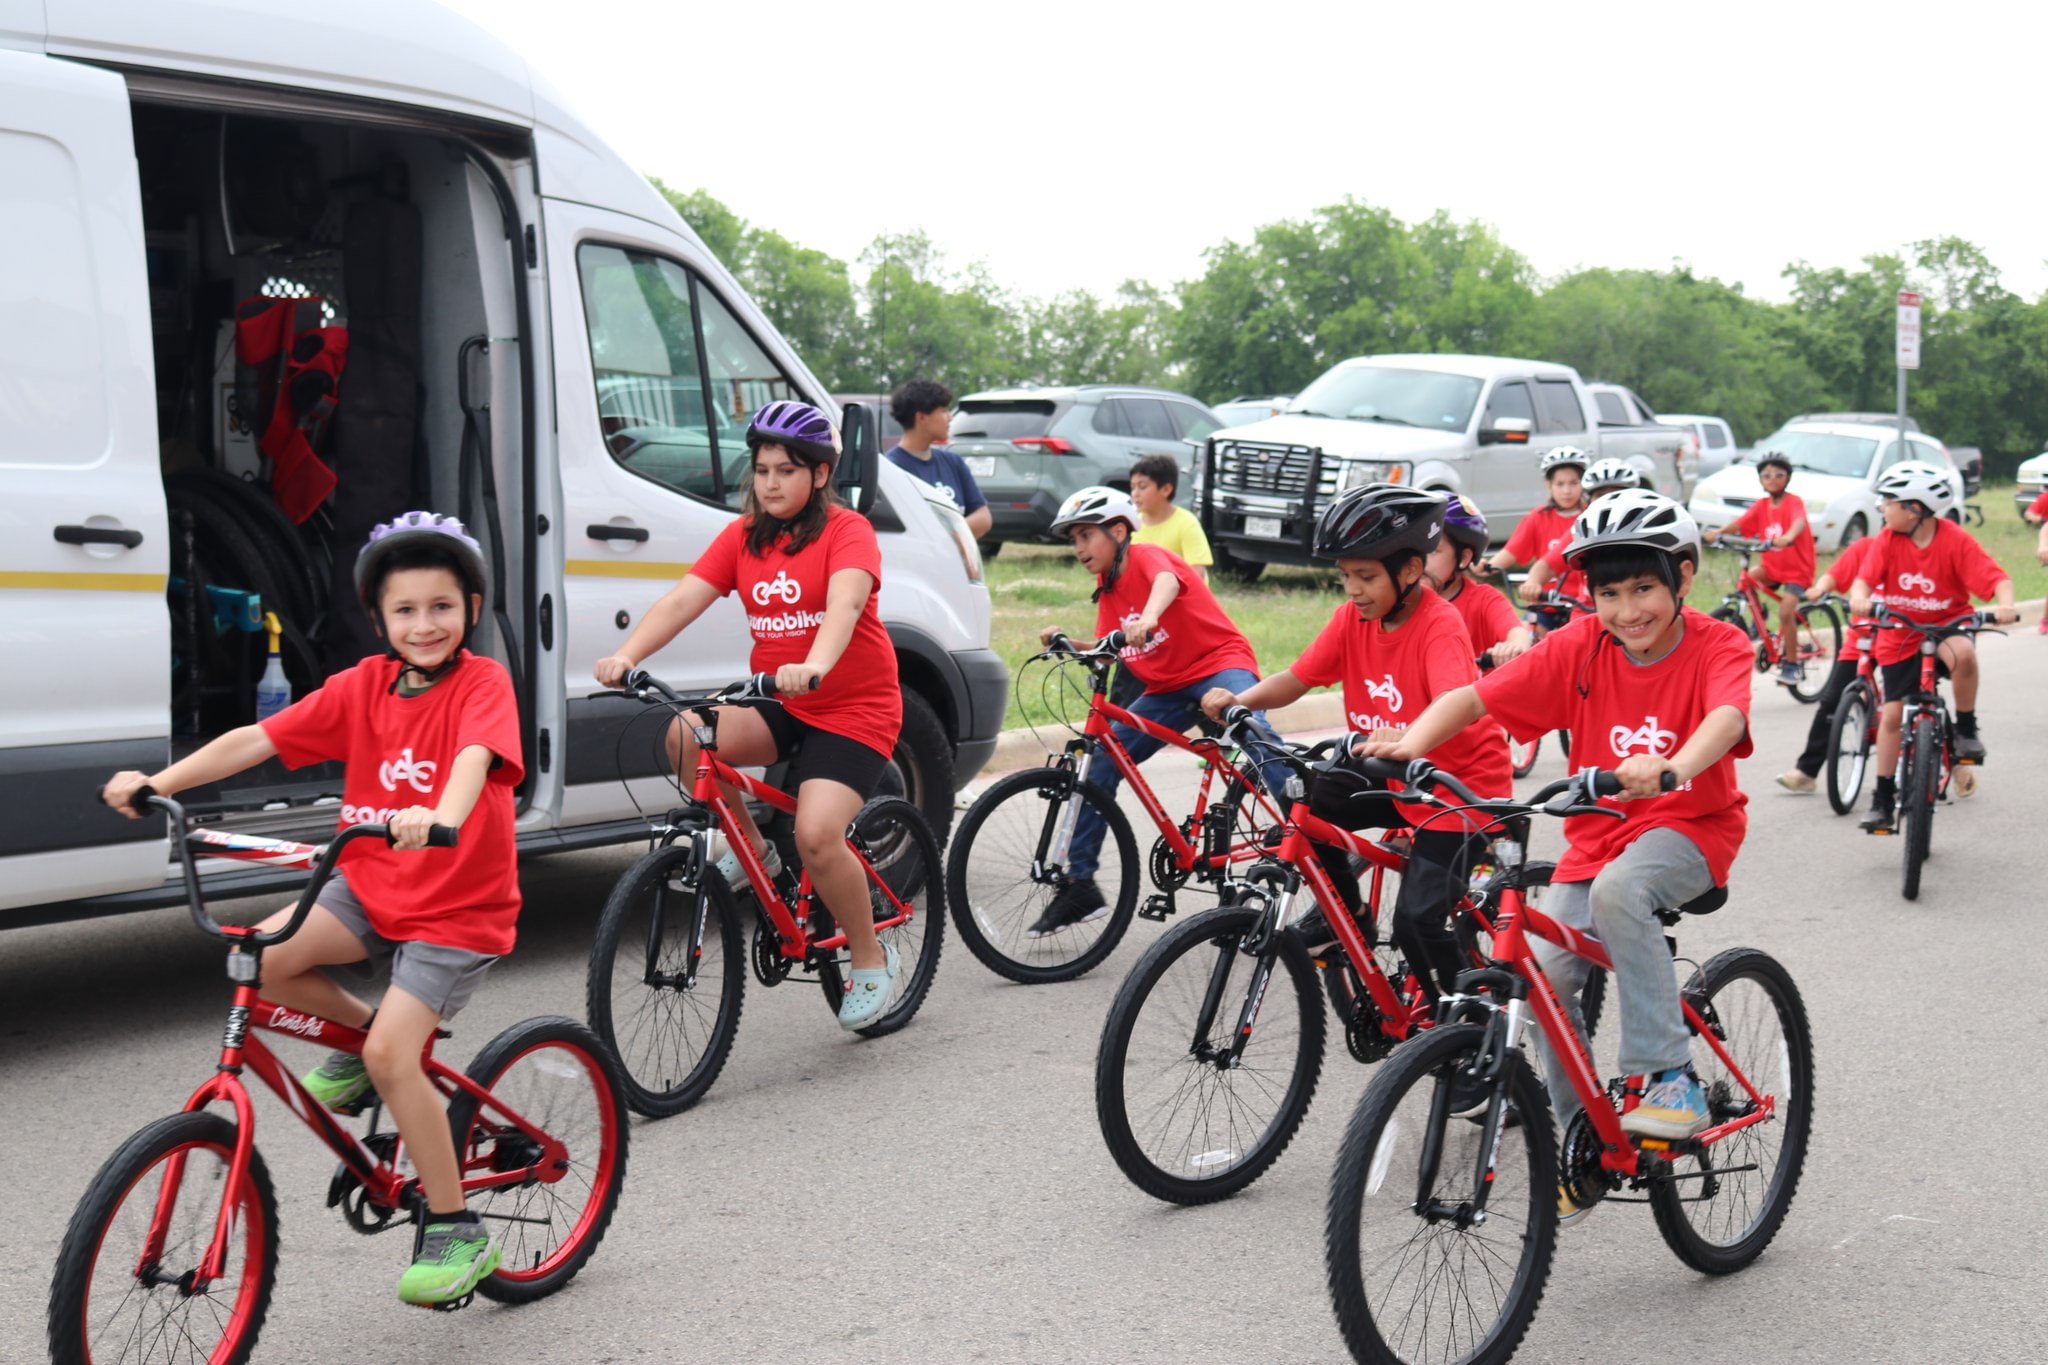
[102,511,523,1305]
[1847,461,2016,833]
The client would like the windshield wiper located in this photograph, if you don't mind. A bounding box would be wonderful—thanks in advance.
[1358,415,1422,427]
[1286,408,1339,419]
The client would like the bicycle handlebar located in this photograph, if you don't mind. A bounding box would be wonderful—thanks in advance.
[1041,629,1128,663]
[1348,754,1672,820]
[1870,605,2000,634]
[614,669,784,708]
[1711,535,1770,553]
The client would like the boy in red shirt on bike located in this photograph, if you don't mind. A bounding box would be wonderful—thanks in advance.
[1036,486,1291,937]
[102,513,522,1306]
[1848,462,2016,833]
[1488,447,1589,627]
[1204,484,1512,1001]
[1367,490,1754,1218]
[1775,536,1877,793]
[1425,494,1531,666]
[1704,451,1815,686]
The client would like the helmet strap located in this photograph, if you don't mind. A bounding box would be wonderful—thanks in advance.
[388,648,466,695]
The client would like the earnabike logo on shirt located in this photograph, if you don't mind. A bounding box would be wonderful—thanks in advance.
[1886,570,1951,613]
[748,570,825,634]
[1116,613,1170,658]
[379,747,436,794]
[1608,715,1677,759]
[1346,674,1407,734]
[751,570,803,607]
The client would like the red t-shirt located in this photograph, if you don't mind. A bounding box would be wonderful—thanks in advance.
[1443,581,1523,657]
[1823,538,1875,662]
[261,653,524,955]
[691,507,902,760]
[1507,503,1586,601]
[1732,492,1816,586]
[1476,609,1753,886]
[1852,520,2008,666]
[2028,490,2048,520]
[1092,541,1259,690]
[1292,589,1510,829]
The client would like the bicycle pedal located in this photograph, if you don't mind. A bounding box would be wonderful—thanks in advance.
[423,1292,474,1313]
[1138,895,1175,922]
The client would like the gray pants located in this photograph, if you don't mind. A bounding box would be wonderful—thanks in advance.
[1529,827,1712,1126]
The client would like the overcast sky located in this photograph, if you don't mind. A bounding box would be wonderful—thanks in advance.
[439,0,2047,307]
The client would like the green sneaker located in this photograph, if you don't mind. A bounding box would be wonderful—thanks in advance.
[398,1216,500,1306]
[302,1051,374,1113]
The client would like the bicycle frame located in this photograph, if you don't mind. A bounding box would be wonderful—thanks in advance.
[1714,542,1807,668]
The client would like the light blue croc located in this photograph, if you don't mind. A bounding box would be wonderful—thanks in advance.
[838,942,900,1031]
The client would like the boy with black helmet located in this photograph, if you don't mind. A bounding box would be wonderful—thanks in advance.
[1203,483,1512,999]
[102,512,523,1305]
[1367,488,1756,1216]
[1703,450,1815,686]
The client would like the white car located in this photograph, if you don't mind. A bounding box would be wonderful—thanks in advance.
[1688,422,1963,552]
[2014,451,2048,518]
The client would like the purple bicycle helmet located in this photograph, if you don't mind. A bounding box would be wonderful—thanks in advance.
[745,400,840,468]
[1440,493,1490,555]
[354,511,488,611]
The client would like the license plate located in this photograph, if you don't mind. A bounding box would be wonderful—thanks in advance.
[1244,515,1282,540]
[965,456,996,477]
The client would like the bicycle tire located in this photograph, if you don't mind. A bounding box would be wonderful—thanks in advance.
[586,844,745,1117]
[1902,712,1939,901]
[1824,679,1875,816]
[945,767,1138,984]
[1648,947,1814,1274]
[1095,904,1325,1204]
[49,1110,278,1365]
[1509,731,1540,779]
[1325,1024,1557,1365]
[814,796,945,1036]
[1788,601,1843,703]
[449,1016,629,1303]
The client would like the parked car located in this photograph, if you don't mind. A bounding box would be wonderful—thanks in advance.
[1660,413,1742,480]
[947,385,1226,541]
[1212,395,1293,428]
[1947,446,1984,499]
[2014,450,2048,517]
[832,394,906,448]
[1,0,1005,923]
[1689,422,1963,551]
[1195,355,1692,580]
[1792,412,1920,431]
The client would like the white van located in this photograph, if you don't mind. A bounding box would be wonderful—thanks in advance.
[0,0,1006,923]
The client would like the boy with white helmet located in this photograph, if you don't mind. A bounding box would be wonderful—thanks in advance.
[1516,457,1643,602]
[1847,461,2016,832]
[1488,446,1591,622]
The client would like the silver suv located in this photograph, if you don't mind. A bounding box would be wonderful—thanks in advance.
[946,385,1225,541]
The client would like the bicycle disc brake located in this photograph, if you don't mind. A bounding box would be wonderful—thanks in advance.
[329,1132,402,1234]
[751,909,794,987]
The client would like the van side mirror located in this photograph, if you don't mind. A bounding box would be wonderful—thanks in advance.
[1478,416,1533,446]
[838,401,879,515]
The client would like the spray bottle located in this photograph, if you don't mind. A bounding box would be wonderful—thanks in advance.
[255,611,291,720]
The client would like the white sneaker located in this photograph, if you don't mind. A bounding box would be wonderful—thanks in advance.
[713,837,782,886]
[1774,770,1817,794]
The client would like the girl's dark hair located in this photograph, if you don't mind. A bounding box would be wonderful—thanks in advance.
[741,443,843,558]
[1581,544,1682,594]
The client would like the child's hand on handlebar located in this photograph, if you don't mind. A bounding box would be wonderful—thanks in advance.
[1992,605,2020,625]
[1848,592,1873,618]
[102,771,152,818]
[593,655,637,688]
[1516,577,1542,604]
[775,662,826,695]
[1356,730,1420,760]
[1199,687,1239,721]
[388,805,444,850]
[1038,625,1072,649]
[1613,755,1677,801]
[1487,638,1526,665]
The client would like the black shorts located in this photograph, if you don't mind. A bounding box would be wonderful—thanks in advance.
[759,706,892,795]
[1879,654,1951,703]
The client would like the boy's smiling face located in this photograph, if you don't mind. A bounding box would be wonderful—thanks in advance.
[380,566,475,673]
[1592,560,1693,659]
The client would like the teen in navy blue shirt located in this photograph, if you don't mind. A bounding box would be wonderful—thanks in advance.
[885,379,990,537]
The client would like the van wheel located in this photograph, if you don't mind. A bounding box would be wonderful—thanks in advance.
[882,687,957,849]
[977,539,1003,560]
[1212,543,1265,584]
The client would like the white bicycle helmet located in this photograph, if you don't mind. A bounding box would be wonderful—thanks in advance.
[1539,446,1590,477]
[1560,488,1702,569]
[1581,457,1644,494]
[1873,460,1958,517]
[1049,485,1139,535]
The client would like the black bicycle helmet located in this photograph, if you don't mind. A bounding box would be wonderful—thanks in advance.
[1312,484,1447,562]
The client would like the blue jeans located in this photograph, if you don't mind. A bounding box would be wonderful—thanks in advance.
[1067,668,1293,882]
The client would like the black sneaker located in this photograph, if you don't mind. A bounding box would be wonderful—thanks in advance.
[1954,732,1986,764]
[1026,880,1107,938]
[1859,798,1895,834]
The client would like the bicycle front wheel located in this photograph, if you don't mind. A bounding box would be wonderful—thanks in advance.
[946,767,1138,984]
[816,796,945,1036]
[1902,712,1940,900]
[1788,600,1843,702]
[586,844,745,1117]
[1649,948,1814,1274]
[1508,731,1540,779]
[1325,1024,1557,1365]
[49,1111,278,1365]
[450,1016,629,1303]
[1095,905,1325,1203]
[1824,679,1874,816]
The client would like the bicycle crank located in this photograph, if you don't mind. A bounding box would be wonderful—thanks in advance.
[751,913,793,987]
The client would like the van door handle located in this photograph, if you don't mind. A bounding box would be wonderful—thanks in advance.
[585,524,649,543]
[55,524,144,548]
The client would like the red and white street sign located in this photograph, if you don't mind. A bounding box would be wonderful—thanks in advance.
[1896,289,1922,370]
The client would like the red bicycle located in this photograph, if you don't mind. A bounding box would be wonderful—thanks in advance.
[584,671,943,1117]
[1324,761,1812,1365]
[1870,607,1998,900]
[49,795,628,1365]
[944,630,1288,983]
[1707,535,1843,702]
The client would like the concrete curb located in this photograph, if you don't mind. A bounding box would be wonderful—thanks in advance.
[975,690,1348,779]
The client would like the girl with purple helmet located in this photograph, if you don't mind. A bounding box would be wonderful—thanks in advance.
[1422,493,1533,667]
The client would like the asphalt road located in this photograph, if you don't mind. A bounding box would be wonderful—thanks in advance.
[5,632,2045,1363]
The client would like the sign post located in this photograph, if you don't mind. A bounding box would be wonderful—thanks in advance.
[1896,289,1921,446]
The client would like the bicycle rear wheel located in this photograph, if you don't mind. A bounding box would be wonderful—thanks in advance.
[1509,731,1540,779]
[1325,1024,1557,1365]
[1824,679,1874,816]
[945,767,1138,983]
[450,1016,629,1303]
[815,796,945,1036]
[1902,712,1939,900]
[1649,948,1813,1274]
[586,844,745,1117]
[1788,600,1842,702]
[49,1111,278,1365]
[1095,904,1325,1203]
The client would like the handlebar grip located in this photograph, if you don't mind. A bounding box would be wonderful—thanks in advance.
[422,825,459,849]
[1100,629,1128,652]
[622,666,651,691]
[1220,704,1251,728]
[751,672,782,697]
[1351,755,1408,782]
[1586,770,1679,796]
[99,782,159,815]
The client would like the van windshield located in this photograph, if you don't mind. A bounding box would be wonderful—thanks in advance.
[1286,366,1482,430]
[1748,430,1879,479]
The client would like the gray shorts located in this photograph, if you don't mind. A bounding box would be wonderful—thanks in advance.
[318,869,497,1019]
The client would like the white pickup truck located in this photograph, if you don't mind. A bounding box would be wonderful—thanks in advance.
[1195,354,1696,580]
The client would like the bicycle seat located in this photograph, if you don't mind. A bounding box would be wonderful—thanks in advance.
[1653,885,1726,926]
